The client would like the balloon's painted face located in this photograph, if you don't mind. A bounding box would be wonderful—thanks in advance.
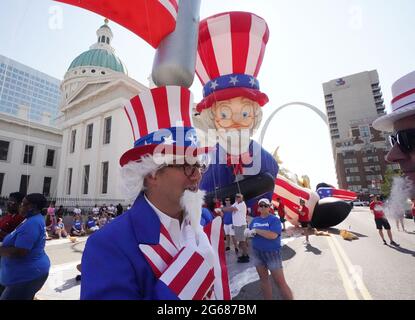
[212,97,256,131]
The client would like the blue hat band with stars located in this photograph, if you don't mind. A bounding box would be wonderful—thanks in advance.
[203,73,260,98]
[134,127,199,148]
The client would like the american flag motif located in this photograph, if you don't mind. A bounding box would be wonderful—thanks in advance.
[124,86,193,142]
[317,187,357,201]
[139,217,230,300]
[196,11,269,85]
[272,175,320,225]
[55,0,178,48]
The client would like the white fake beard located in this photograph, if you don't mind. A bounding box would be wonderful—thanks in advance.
[217,129,252,155]
[180,189,206,236]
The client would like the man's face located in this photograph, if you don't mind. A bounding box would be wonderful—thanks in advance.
[386,115,415,196]
[212,97,256,131]
[153,162,203,205]
[6,197,20,214]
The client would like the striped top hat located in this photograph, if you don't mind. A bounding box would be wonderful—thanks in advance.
[120,86,210,167]
[373,70,415,132]
[195,11,270,113]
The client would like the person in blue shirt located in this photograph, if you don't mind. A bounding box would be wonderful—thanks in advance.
[86,215,99,234]
[71,215,86,236]
[200,207,214,227]
[245,198,293,300]
[0,193,50,300]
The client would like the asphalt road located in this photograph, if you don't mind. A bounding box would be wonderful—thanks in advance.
[42,207,415,300]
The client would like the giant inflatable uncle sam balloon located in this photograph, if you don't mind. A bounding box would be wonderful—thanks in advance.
[194,12,278,208]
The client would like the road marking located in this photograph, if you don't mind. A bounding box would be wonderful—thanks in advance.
[331,236,373,300]
[326,236,359,300]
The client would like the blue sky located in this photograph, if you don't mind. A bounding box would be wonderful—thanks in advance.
[1,0,415,188]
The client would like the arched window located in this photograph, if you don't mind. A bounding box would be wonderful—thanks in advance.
[106,37,110,44]
[100,35,106,43]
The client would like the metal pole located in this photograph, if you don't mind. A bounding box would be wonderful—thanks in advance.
[151,0,201,88]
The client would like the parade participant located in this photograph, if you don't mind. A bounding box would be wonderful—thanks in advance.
[223,193,249,263]
[295,199,311,245]
[373,71,415,198]
[369,195,399,246]
[222,198,238,253]
[0,192,25,241]
[195,12,278,210]
[274,198,287,231]
[91,204,100,216]
[81,86,230,300]
[86,216,99,234]
[245,198,293,300]
[0,193,50,300]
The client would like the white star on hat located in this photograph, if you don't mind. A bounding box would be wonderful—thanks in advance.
[187,133,198,146]
[210,80,219,90]
[163,134,175,145]
[229,76,239,86]
[249,77,256,87]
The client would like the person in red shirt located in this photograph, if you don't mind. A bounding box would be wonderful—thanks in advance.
[295,199,311,245]
[274,198,286,231]
[369,195,399,246]
[0,192,25,241]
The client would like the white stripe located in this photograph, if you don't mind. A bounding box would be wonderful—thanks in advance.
[160,247,195,284]
[196,53,211,85]
[208,13,233,76]
[179,259,213,300]
[140,90,159,134]
[139,244,167,274]
[210,217,224,300]
[245,14,267,75]
[158,0,178,20]
[166,86,184,127]
[124,100,139,141]
[392,92,415,111]
[159,232,179,257]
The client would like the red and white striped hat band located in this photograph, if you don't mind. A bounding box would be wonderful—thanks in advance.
[372,70,415,132]
[196,11,269,112]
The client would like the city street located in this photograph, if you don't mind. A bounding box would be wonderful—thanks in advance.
[37,207,415,300]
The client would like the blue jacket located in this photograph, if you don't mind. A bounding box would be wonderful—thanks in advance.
[80,193,179,300]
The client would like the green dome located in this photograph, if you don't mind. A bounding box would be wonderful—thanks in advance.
[68,49,125,73]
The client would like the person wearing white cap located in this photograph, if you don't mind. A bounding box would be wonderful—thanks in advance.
[244,198,293,300]
[373,71,415,199]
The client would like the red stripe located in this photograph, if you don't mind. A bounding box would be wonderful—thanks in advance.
[253,23,269,77]
[193,269,215,300]
[130,95,148,137]
[198,18,221,82]
[275,178,310,200]
[217,220,231,300]
[231,12,251,74]
[124,106,136,142]
[165,0,178,12]
[151,243,174,265]
[160,224,177,250]
[143,255,162,278]
[168,251,204,294]
[391,87,415,104]
[274,194,307,214]
[180,87,191,127]
[152,87,171,129]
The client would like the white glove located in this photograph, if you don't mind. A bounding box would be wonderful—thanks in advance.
[244,228,256,238]
[183,225,215,267]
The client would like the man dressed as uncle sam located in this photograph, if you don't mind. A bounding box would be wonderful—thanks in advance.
[81,86,230,300]
[194,12,279,206]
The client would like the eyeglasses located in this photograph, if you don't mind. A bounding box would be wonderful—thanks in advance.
[165,163,207,177]
[259,204,269,208]
[389,129,415,154]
